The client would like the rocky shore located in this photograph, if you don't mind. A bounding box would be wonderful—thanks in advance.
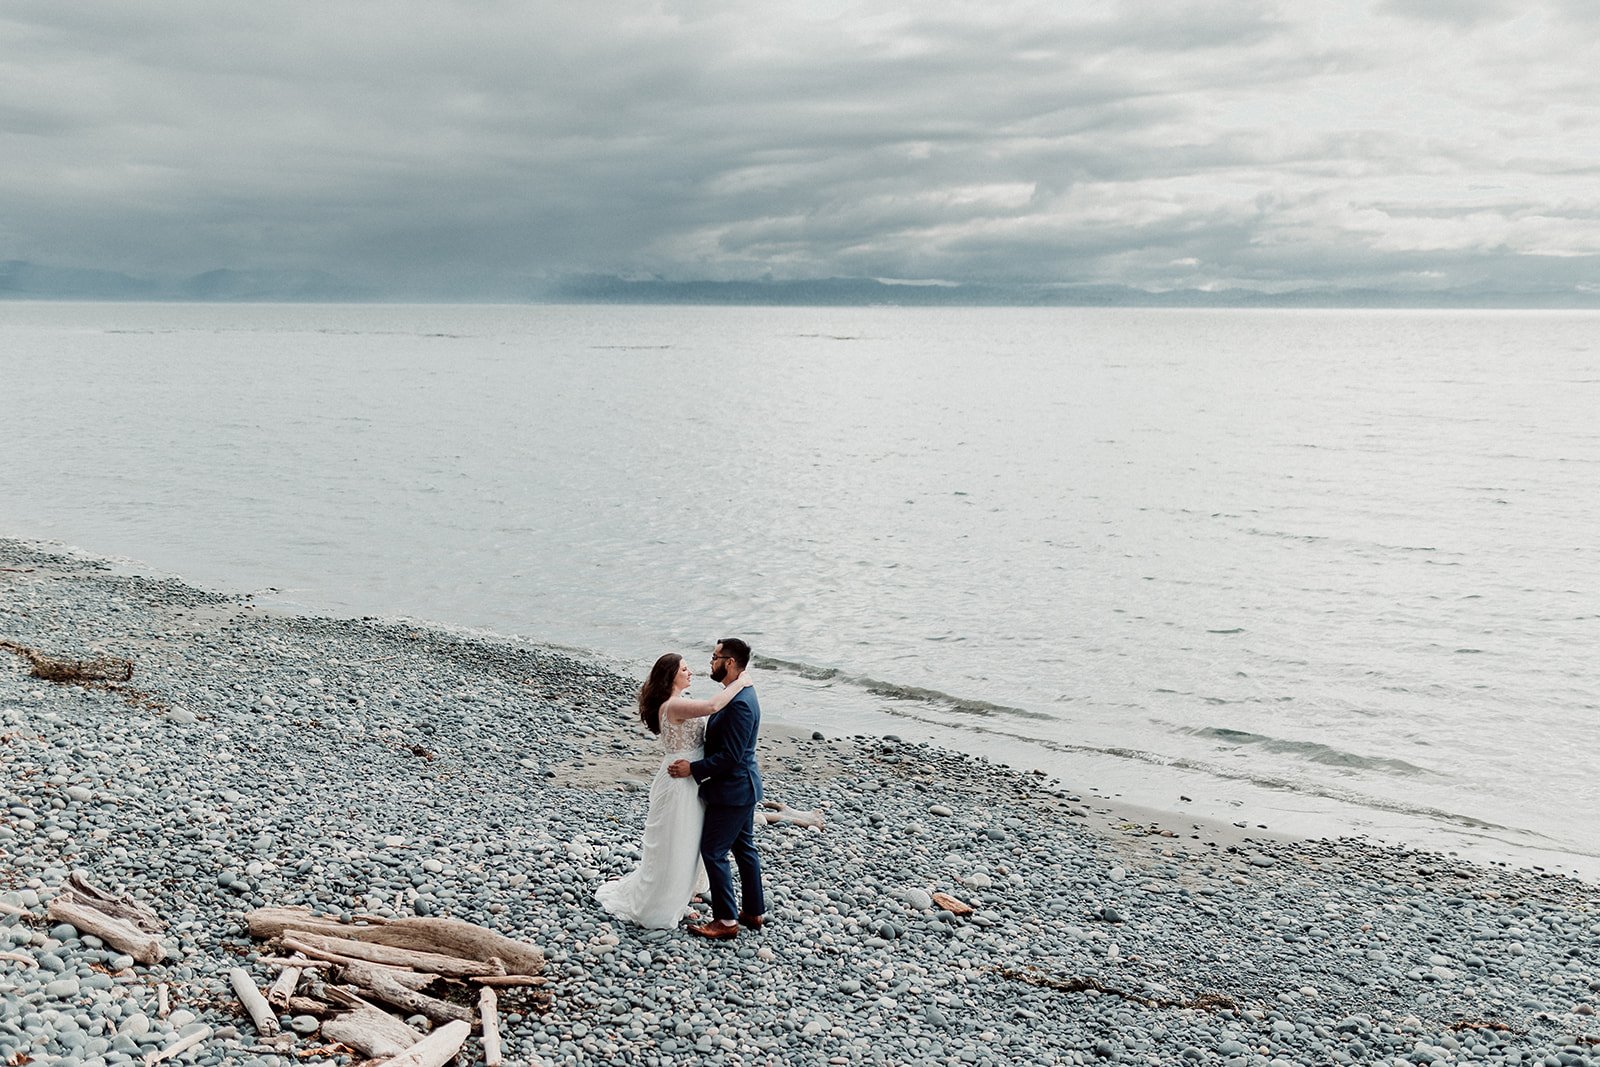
[3,537,1600,1067]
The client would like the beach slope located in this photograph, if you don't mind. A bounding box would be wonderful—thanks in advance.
[2,539,1598,1066]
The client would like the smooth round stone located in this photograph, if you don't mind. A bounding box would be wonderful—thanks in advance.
[898,888,933,910]
[44,976,81,998]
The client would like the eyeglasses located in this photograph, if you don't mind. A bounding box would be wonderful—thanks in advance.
[710,654,729,663]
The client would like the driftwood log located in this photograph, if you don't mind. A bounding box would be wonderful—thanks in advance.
[46,896,165,964]
[479,985,503,1067]
[281,931,502,979]
[325,958,436,992]
[380,1019,471,1067]
[259,954,334,967]
[66,871,163,932]
[246,907,544,974]
[757,800,825,830]
[267,958,303,1006]
[321,1006,422,1058]
[283,996,335,1016]
[228,968,280,1037]
[143,1025,210,1066]
[333,958,472,1024]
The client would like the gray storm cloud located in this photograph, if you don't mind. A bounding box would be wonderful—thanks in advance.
[2,0,1596,298]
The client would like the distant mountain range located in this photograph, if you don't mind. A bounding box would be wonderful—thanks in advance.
[0,261,371,302]
[3,259,1597,308]
[547,274,1600,309]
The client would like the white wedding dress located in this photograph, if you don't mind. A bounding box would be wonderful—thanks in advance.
[595,714,711,928]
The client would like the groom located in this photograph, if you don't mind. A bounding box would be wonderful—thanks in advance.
[667,637,766,939]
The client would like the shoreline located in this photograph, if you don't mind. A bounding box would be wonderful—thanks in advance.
[14,529,1597,884]
[5,537,1600,1066]
[7,536,1311,859]
[23,534,1559,876]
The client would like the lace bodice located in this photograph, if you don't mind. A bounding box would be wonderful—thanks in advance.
[660,714,706,755]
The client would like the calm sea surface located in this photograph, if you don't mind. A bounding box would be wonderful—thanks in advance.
[3,302,1597,874]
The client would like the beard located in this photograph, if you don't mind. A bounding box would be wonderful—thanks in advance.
[711,662,728,683]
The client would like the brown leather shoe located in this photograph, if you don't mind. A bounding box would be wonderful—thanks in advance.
[739,912,768,929]
[687,919,740,940]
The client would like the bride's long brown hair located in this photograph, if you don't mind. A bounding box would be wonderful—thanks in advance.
[637,653,682,735]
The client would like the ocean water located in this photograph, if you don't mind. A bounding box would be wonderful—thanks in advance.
[3,301,1597,874]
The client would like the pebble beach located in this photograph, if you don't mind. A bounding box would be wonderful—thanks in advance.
[3,537,1600,1067]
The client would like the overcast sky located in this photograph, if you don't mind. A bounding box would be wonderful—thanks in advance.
[3,0,1597,296]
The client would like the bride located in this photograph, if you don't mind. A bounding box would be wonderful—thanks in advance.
[596,651,752,928]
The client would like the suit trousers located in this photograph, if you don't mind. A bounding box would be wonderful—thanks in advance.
[699,801,765,921]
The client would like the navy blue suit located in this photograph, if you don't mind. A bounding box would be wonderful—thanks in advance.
[689,685,765,921]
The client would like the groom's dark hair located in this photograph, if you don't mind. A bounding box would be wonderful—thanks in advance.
[718,637,751,668]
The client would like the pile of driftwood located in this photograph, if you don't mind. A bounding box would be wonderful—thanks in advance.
[240,907,548,1066]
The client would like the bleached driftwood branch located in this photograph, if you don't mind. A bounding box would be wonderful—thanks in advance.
[757,800,825,830]
[479,985,503,1067]
[321,1006,422,1058]
[333,958,472,1024]
[67,871,163,932]
[323,957,436,992]
[257,955,336,969]
[246,907,543,974]
[229,967,280,1037]
[280,931,502,979]
[378,1019,471,1067]
[46,896,165,964]
[143,1025,211,1066]
[283,996,335,1016]
[267,957,304,1006]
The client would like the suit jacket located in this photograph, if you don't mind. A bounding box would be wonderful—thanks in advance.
[689,685,763,807]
